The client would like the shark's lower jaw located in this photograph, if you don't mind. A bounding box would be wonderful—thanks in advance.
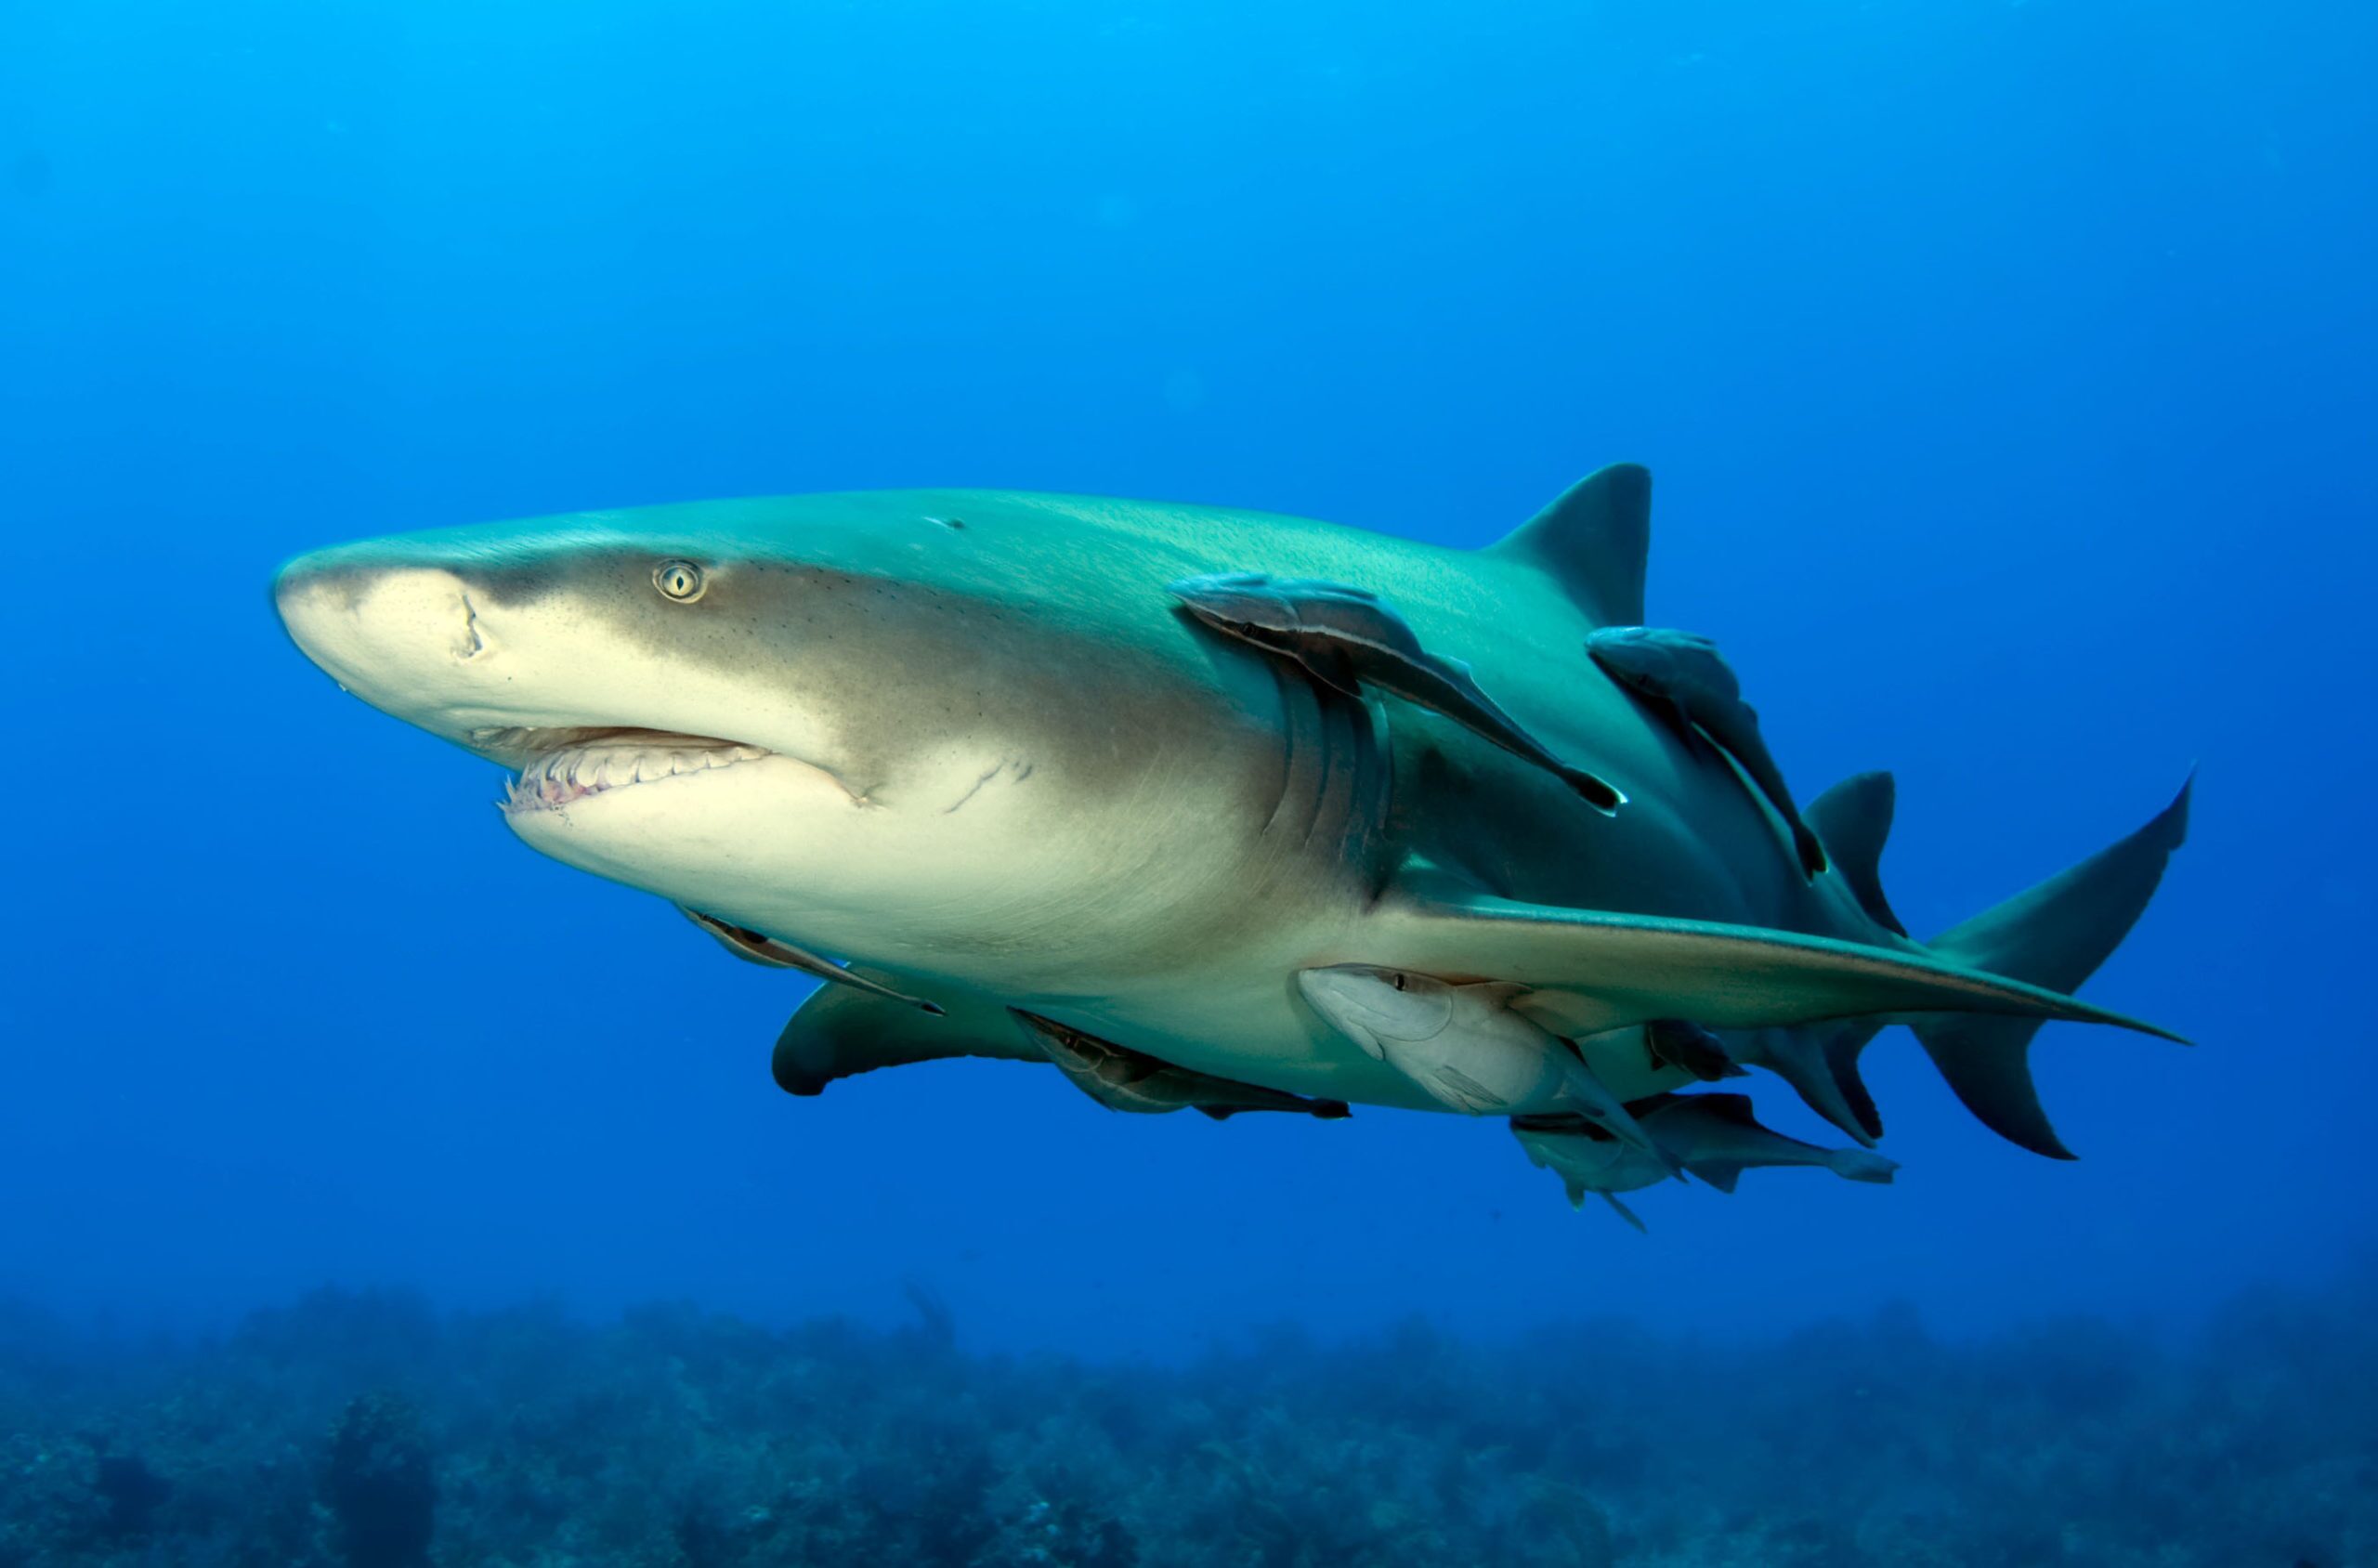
[489,727,774,816]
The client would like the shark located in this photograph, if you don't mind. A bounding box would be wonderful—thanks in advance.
[272,464,2190,1206]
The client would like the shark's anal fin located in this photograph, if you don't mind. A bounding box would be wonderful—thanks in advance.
[1378,865,2187,1043]
[771,981,1041,1096]
[1822,1021,1887,1141]
[1727,1024,1882,1146]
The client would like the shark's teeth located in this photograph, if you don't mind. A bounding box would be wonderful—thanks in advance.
[500,736,773,815]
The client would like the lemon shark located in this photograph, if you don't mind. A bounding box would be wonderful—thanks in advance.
[273,465,2190,1208]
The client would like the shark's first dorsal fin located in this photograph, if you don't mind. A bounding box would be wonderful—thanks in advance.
[1807,772,1907,935]
[1486,464,1652,626]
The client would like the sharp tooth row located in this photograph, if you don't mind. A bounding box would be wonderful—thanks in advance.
[502,742,771,812]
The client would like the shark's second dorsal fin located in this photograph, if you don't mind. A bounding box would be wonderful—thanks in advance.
[1486,464,1652,626]
[1806,772,1907,935]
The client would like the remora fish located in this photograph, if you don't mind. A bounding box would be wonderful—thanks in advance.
[1292,964,1670,1163]
[272,464,2189,1176]
[1514,1092,1899,1228]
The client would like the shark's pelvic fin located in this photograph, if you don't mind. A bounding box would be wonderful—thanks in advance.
[1379,865,2186,1043]
[1909,775,2196,1159]
[1486,464,1653,627]
[1806,771,1909,935]
[770,982,1040,1097]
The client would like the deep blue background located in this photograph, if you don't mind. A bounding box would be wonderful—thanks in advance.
[3,0,2371,1355]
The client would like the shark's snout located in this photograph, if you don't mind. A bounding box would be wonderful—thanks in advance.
[274,555,494,702]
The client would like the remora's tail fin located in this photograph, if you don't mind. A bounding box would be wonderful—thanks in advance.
[1913,776,2194,1158]
[1823,1147,1901,1184]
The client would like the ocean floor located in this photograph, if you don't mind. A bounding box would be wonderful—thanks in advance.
[1,1273,2371,1567]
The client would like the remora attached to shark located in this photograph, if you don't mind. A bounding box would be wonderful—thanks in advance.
[274,464,2191,1220]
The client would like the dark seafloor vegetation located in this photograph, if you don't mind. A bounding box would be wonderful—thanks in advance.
[1,1272,2371,1568]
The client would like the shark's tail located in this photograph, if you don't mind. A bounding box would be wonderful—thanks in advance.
[1908,775,2195,1158]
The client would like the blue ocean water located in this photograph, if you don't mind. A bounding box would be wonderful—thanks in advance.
[2,0,2376,1555]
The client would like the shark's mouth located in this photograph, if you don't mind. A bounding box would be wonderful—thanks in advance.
[484,727,773,814]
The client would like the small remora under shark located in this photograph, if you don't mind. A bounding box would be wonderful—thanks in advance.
[274,464,2191,1220]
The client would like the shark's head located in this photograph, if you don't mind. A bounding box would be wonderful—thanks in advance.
[273,493,1270,973]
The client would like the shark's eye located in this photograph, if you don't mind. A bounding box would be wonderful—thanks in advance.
[653,560,706,603]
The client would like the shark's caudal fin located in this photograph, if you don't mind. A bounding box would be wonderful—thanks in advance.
[1486,464,1652,626]
[1911,777,2194,1159]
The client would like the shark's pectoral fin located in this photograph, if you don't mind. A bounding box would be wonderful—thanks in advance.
[684,908,944,1015]
[771,981,1040,1096]
[1376,867,2186,1043]
[1601,1192,1648,1231]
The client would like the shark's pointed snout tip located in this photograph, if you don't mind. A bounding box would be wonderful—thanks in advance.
[269,553,339,660]
[270,552,333,628]
[268,547,484,705]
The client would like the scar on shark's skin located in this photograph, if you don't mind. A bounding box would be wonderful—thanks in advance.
[944,758,1035,814]
[456,592,485,660]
